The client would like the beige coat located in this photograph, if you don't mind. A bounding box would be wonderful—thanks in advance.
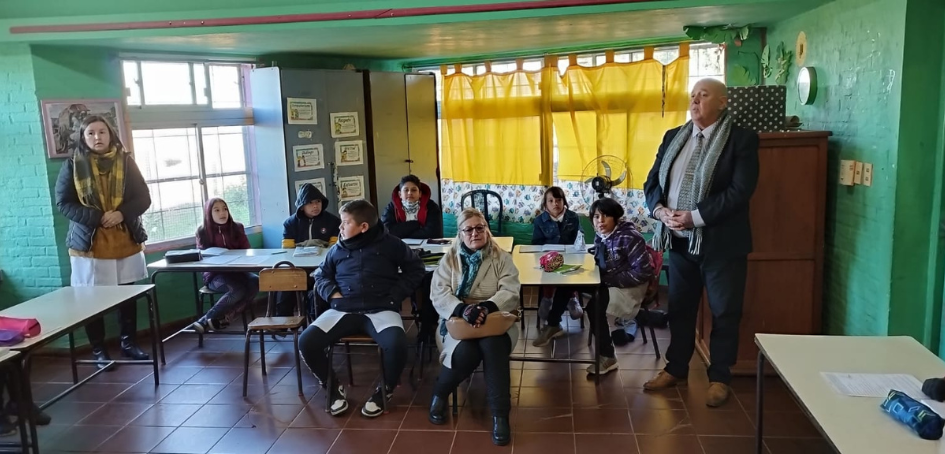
[431,240,521,366]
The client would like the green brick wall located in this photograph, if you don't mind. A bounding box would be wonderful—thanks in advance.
[0,43,65,305]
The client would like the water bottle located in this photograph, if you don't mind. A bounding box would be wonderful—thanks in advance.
[573,229,585,253]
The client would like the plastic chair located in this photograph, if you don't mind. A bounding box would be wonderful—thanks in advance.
[460,189,504,236]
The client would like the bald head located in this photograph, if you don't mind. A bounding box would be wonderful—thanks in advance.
[690,78,728,129]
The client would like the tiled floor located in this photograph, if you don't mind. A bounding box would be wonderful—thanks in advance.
[18,299,833,454]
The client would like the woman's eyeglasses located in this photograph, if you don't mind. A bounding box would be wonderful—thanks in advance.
[461,225,487,235]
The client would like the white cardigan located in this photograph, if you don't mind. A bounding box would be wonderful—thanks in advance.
[431,240,521,366]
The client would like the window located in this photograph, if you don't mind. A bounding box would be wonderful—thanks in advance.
[122,58,257,244]
[415,42,726,181]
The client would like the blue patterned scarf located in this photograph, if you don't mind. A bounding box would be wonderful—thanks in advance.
[456,244,483,299]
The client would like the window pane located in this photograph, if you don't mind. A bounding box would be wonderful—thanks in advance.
[202,126,248,176]
[206,174,251,224]
[522,59,542,71]
[209,64,241,109]
[142,179,203,242]
[195,63,208,105]
[132,128,200,181]
[123,61,141,106]
[653,48,680,65]
[614,52,631,63]
[140,61,193,105]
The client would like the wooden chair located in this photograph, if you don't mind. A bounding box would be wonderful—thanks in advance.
[326,334,389,414]
[243,261,308,396]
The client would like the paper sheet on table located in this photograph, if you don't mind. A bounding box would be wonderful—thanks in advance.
[401,238,424,246]
[201,247,229,256]
[229,256,270,265]
[821,372,924,398]
[519,244,566,253]
[202,255,240,265]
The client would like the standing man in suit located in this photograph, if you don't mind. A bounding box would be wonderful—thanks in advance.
[642,78,759,407]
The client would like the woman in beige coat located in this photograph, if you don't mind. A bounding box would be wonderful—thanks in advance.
[428,208,520,446]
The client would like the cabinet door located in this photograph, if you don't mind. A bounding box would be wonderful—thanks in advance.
[369,72,411,203]
[405,73,441,205]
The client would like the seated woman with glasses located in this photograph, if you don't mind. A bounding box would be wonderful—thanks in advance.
[428,208,520,446]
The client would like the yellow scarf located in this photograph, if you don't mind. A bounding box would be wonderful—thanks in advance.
[73,146,125,211]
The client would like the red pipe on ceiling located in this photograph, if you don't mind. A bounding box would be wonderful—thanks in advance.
[10,0,660,34]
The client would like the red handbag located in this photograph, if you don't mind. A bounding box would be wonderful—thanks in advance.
[0,316,41,338]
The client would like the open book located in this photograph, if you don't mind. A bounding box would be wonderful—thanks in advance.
[518,244,566,253]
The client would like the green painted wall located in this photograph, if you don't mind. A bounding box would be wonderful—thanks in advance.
[0,43,63,305]
[768,0,907,337]
[888,0,945,346]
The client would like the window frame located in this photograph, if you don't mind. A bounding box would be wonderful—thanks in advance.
[120,57,260,251]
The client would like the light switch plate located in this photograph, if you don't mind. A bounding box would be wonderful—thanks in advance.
[863,163,873,187]
[854,161,863,185]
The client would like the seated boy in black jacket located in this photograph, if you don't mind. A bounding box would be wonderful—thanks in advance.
[298,199,426,418]
[278,183,341,317]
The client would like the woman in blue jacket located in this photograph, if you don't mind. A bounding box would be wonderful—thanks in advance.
[531,187,584,347]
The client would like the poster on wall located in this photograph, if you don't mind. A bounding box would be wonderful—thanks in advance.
[334,140,364,167]
[293,144,325,171]
[287,98,317,125]
[295,178,327,196]
[41,99,129,159]
[329,112,360,138]
[338,176,365,202]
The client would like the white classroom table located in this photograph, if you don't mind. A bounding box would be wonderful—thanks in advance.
[755,334,945,453]
[509,245,604,377]
[0,285,158,454]
[409,236,515,254]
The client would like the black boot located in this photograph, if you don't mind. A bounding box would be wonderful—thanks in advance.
[492,416,511,446]
[119,302,149,361]
[428,395,447,425]
[85,318,114,372]
[4,401,51,426]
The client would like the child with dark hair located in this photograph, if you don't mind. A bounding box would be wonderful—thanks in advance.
[585,197,654,375]
[381,174,443,240]
[531,186,585,347]
[298,199,426,418]
[193,198,259,332]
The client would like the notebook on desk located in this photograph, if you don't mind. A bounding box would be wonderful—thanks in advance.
[519,244,566,253]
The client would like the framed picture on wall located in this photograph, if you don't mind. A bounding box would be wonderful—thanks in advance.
[334,140,364,167]
[329,112,360,138]
[293,144,325,172]
[338,175,365,202]
[295,178,327,196]
[41,98,128,159]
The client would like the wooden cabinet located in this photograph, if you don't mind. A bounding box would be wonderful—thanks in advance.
[695,131,830,375]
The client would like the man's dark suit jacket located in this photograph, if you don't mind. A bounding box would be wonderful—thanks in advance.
[643,124,760,260]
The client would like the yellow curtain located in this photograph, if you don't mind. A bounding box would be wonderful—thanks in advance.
[440,67,544,185]
[551,48,690,189]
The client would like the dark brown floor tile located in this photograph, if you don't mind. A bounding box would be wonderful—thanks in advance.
[616,354,666,370]
[734,390,803,413]
[238,367,291,389]
[517,386,571,407]
[206,384,269,405]
[625,388,685,410]
[388,430,455,454]
[749,411,820,438]
[45,424,120,452]
[130,403,202,427]
[182,404,252,428]
[513,433,575,454]
[209,426,284,453]
[571,370,623,389]
[343,405,407,430]
[256,384,319,405]
[95,424,175,452]
[765,437,833,454]
[160,384,225,405]
[151,426,229,454]
[571,385,628,408]
[58,382,132,403]
[699,435,763,454]
[575,433,638,454]
[450,431,512,453]
[170,351,223,367]
[91,364,155,384]
[400,405,457,431]
[266,428,340,453]
[635,434,703,454]
[289,405,352,429]
[515,407,574,433]
[629,409,693,435]
[156,366,204,384]
[35,423,69,444]
[235,403,305,429]
[75,402,153,426]
[687,409,755,436]
[30,383,73,404]
[113,383,179,404]
[325,429,397,453]
[521,369,572,388]
[456,406,509,432]
[184,367,243,385]
[42,401,105,426]
[619,370,665,388]
[572,408,632,434]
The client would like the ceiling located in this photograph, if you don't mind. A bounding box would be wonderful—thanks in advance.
[2,0,832,62]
